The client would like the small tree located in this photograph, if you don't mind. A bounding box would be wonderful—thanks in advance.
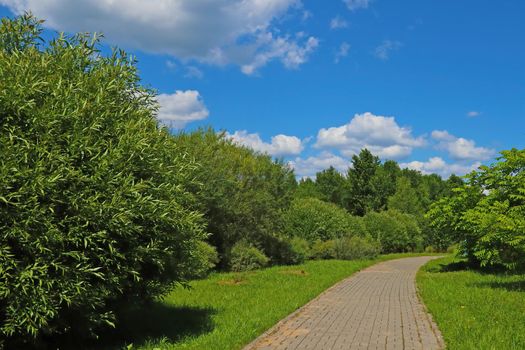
[346,149,380,216]
[0,15,208,344]
[315,166,347,207]
[427,149,525,268]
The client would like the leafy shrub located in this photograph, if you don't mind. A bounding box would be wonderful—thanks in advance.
[287,237,311,264]
[333,236,381,260]
[284,198,356,242]
[386,210,423,252]
[346,215,369,237]
[425,246,436,253]
[230,242,270,272]
[191,242,220,278]
[173,129,296,268]
[427,149,525,269]
[259,235,309,265]
[363,210,422,253]
[310,240,336,260]
[0,15,207,344]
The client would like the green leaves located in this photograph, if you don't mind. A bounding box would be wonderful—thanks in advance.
[0,14,207,345]
[173,129,296,268]
[427,148,525,269]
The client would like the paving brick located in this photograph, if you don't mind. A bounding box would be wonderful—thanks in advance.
[244,256,444,350]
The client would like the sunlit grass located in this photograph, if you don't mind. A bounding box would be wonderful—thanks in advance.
[417,256,525,350]
[96,253,435,350]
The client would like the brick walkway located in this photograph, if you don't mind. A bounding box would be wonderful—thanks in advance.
[244,256,444,350]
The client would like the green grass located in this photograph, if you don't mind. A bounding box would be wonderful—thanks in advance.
[417,256,525,350]
[92,253,435,350]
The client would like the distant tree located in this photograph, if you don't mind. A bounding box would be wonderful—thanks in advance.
[445,174,464,194]
[346,149,380,216]
[295,177,324,200]
[315,166,347,207]
[372,160,401,211]
[388,177,424,216]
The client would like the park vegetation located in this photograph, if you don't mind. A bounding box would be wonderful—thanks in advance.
[1,14,523,348]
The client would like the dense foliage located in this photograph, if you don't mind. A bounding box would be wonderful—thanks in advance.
[427,149,525,269]
[172,129,296,267]
[0,15,209,345]
[284,198,363,242]
[294,149,463,253]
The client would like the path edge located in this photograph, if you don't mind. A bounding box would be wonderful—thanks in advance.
[415,256,447,350]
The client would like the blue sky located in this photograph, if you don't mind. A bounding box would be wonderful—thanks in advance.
[1,0,524,178]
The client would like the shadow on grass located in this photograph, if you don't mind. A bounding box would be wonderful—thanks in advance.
[424,260,473,273]
[90,303,216,350]
[471,280,525,292]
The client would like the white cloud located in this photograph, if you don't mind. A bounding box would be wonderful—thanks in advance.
[374,40,402,60]
[241,33,319,75]
[467,111,481,117]
[335,42,351,63]
[289,152,350,178]
[431,130,495,161]
[3,0,317,74]
[401,157,481,178]
[184,66,204,79]
[156,90,209,128]
[344,0,370,11]
[330,16,349,30]
[226,130,304,157]
[315,112,425,159]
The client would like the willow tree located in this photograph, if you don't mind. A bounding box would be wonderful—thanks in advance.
[0,15,208,345]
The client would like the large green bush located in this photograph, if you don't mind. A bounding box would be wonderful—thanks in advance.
[363,210,422,253]
[284,198,359,242]
[0,15,208,344]
[173,129,296,268]
[333,236,381,260]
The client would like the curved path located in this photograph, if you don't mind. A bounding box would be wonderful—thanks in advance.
[244,256,444,350]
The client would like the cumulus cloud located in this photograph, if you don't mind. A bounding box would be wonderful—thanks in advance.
[335,42,351,63]
[401,157,481,178]
[315,112,425,159]
[2,0,317,74]
[226,130,304,157]
[289,152,350,178]
[431,130,495,161]
[374,40,402,60]
[330,16,349,30]
[156,90,209,128]
[344,0,370,11]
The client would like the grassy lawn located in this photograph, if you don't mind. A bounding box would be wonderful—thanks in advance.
[91,253,434,350]
[417,256,525,350]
